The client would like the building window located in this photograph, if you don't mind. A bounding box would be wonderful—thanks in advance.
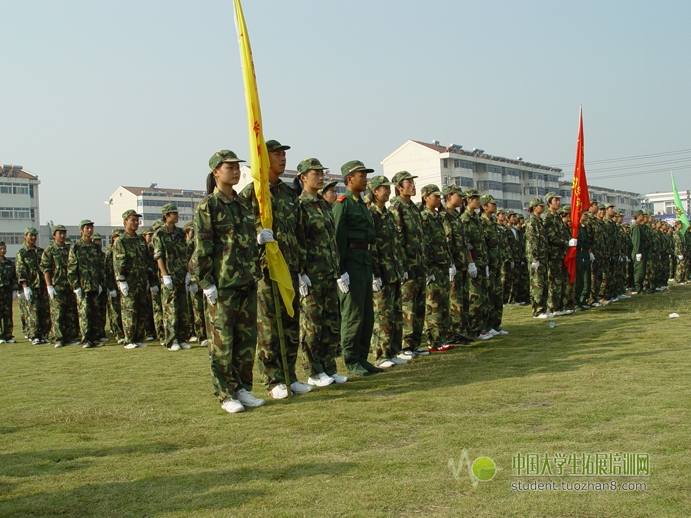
[502,183,522,194]
[0,183,30,195]
[455,177,474,188]
[488,165,503,174]
[442,159,448,168]
[0,232,24,245]
[477,181,503,192]
[0,207,31,219]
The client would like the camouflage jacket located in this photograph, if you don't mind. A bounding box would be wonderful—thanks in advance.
[602,218,618,259]
[333,190,375,274]
[505,225,523,264]
[68,239,104,292]
[113,231,156,288]
[444,208,467,270]
[299,190,340,280]
[389,197,425,273]
[461,209,487,269]
[586,216,604,255]
[16,244,45,289]
[525,214,548,263]
[41,242,71,289]
[240,179,306,275]
[369,203,404,283]
[153,225,188,284]
[481,214,501,269]
[674,230,685,256]
[0,258,17,290]
[543,210,568,261]
[104,245,117,291]
[186,238,199,283]
[421,207,451,269]
[194,187,260,290]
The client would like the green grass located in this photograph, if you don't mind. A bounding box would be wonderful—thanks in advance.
[1,286,690,517]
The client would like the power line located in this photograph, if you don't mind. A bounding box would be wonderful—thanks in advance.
[553,148,691,169]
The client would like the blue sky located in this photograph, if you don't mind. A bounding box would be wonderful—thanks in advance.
[3,0,690,224]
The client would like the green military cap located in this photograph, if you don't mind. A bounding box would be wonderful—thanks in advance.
[52,224,67,234]
[112,228,124,237]
[506,211,516,217]
[139,226,152,235]
[319,180,338,196]
[183,221,194,231]
[266,140,291,152]
[517,214,525,219]
[633,209,644,217]
[442,185,463,196]
[341,160,374,177]
[589,197,598,204]
[420,184,442,197]
[464,188,480,198]
[208,149,246,172]
[122,209,142,220]
[496,208,506,215]
[604,202,615,208]
[24,227,38,235]
[93,233,103,240]
[559,205,571,215]
[79,219,94,228]
[480,194,497,205]
[161,203,178,214]
[368,175,391,190]
[391,170,418,185]
[297,157,326,173]
[529,198,545,208]
[152,220,164,231]
[545,192,561,203]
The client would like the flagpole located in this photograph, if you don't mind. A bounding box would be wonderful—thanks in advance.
[271,280,292,398]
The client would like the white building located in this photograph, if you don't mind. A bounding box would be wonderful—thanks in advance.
[558,183,650,217]
[645,190,691,218]
[236,166,346,197]
[0,165,41,258]
[106,185,206,227]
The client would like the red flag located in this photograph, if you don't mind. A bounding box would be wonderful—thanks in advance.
[565,107,590,284]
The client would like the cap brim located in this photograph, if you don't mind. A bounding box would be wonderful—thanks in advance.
[221,158,246,163]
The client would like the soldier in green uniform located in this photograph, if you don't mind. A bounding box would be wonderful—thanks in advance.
[333,160,381,376]
[16,227,50,344]
[559,206,577,312]
[105,229,124,344]
[41,225,79,347]
[184,221,206,345]
[481,194,507,334]
[543,193,569,315]
[525,199,550,318]
[141,225,162,342]
[92,233,109,342]
[0,241,18,343]
[575,210,592,309]
[296,158,346,384]
[240,140,311,398]
[319,180,339,208]
[515,214,530,304]
[194,149,265,413]
[673,220,687,284]
[587,200,603,305]
[68,219,105,348]
[153,203,192,351]
[503,211,523,305]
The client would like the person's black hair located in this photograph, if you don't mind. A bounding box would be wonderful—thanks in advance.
[206,172,216,196]
[292,176,303,196]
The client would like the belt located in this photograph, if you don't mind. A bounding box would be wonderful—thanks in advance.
[348,242,370,250]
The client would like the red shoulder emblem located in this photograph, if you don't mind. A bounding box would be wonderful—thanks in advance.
[336,195,346,202]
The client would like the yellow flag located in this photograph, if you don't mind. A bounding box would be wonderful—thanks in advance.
[234,0,295,316]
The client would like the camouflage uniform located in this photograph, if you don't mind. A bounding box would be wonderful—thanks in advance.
[525,203,548,316]
[194,184,261,402]
[92,235,108,340]
[443,187,468,342]
[104,230,124,341]
[298,182,341,378]
[630,215,647,293]
[575,216,592,307]
[142,226,163,341]
[503,220,523,304]
[461,194,489,335]
[68,229,105,345]
[41,235,79,343]
[0,248,17,341]
[587,213,604,303]
[543,202,568,314]
[599,215,617,299]
[481,197,503,331]
[16,236,50,341]
[185,223,206,342]
[674,227,686,283]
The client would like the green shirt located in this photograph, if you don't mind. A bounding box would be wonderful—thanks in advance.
[332,189,375,275]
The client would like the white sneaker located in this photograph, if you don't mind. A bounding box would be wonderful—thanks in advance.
[54,341,64,348]
[307,372,335,387]
[235,388,265,408]
[117,338,125,345]
[377,359,396,368]
[487,329,500,337]
[221,397,245,414]
[41,339,50,344]
[98,337,108,342]
[498,329,509,335]
[619,294,631,299]
[269,383,290,399]
[201,340,210,347]
[32,338,41,345]
[179,341,191,349]
[414,348,430,356]
[390,357,408,365]
[477,333,492,340]
[331,373,348,384]
[290,381,312,394]
[124,343,139,349]
[169,343,181,351]
[188,336,199,343]
[136,342,147,348]
[145,336,154,341]
[0,339,5,344]
[629,291,638,295]
[397,350,416,361]
[6,339,15,343]
[534,313,551,319]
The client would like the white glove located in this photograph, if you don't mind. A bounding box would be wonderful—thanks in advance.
[468,262,478,278]
[626,257,631,263]
[372,275,382,292]
[589,253,595,262]
[510,261,515,269]
[203,284,218,305]
[17,291,25,301]
[118,281,129,297]
[98,285,103,295]
[23,286,32,301]
[162,275,173,290]
[47,286,57,300]
[299,273,312,297]
[74,288,83,299]
[12,290,17,301]
[402,271,408,281]
[678,255,684,260]
[185,272,191,286]
[449,264,457,282]
[109,290,117,298]
[337,272,350,294]
[531,261,540,271]
[485,265,490,278]
[569,238,577,247]
[636,253,642,262]
[189,282,198,294]
[426,274,435,285]
[150,285,159,294]
[257,228,274,245]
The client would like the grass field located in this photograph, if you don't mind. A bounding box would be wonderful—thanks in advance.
[1,286,690,518]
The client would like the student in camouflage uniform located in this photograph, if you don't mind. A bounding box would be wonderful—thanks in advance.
[587,201,603,304]
[525,199,550,318]
[105,229,124,343]
[503,211,523,305]
[184,222,206,344]
[240,140,311,398]
[559,206,577,312]
[319,180,339,208]
[296,158,346,385]
[0,241,17,343]
[68,219,105,348]
[41,225,79,347]
[153,203,192,351]
[673,220,687,283]
[16,227,50,344]
[92,233,108,342]
[481,194,507,334]
[543,192,569,315]
[194,149,265,414]
[389,171,425,359]
[575,210,592,309]
[141,226,162,342]
[113,209,157,349]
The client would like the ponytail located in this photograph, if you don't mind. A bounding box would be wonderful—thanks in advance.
[206,172,216,196]
[292,176,303,196]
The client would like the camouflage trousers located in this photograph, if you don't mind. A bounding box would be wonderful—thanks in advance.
[372,280,402,360]
[0,287,13,340]
[574,252,591,306]
[120,283,148,344]
[675,257,687,283]
[95,290,108,339]
[448,270,468,339]
[529,262,548,316]
[26,288,50,340]
[468,271,488,335]
[400,267,426,352]
[339,260,374,370]
[76,290,101,343]
[300,276,340,377]
[19,296,29,337]
[108,292,124,339]
[206,285,257,402]
[161,283,191,347]
[501,261,520,304]
[145,288,164,341]
[590,256,604,303]
[188,290,206,340]
[547,258,567,313]
[256,270,300,388]
[423,265,450,348]
[49,287,79,343]
[488,264,503,331]
[518,261,530,304]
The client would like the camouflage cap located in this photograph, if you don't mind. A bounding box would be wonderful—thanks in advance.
[597,204,606,211]
[161,203,178,214]
[589,197,599,204]
[391,170,418,185]
[480,194,497,205]
[139,226,152,235]
[208,149,246,172]
[297,157,326,174]
[442,185,464,196]
[112,228,124,237]
[93,233,103,240]
[559,205,571,215]
[517,214,525,219]
[52,224,67,234]
[420,184,442,197]
[341,160,374,177]
[496,208,506,215]
[122,209,141,220]
[506,211,516,217]
[464,188,480,198]
[319,180,338,196]
[604,202,615,208]
[529,198,545,209]
[79,219,94,228]
[545,192,561,203]
[151,220,164,231]
[266,140,291,152]
[24,227,38,235]
[183,221,194,231]
[368,175,391,191]
[633,209,644,217]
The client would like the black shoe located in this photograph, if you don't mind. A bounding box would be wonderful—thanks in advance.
[360,361,384,374]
